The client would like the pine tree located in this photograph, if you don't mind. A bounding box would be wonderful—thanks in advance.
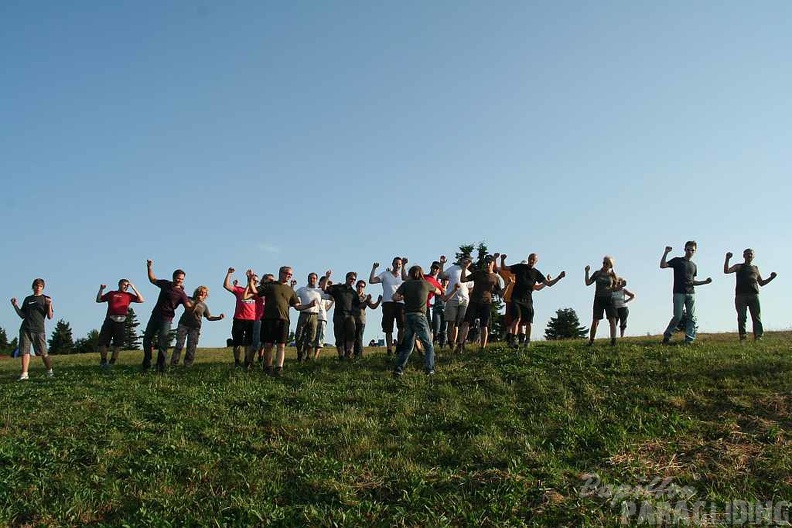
[0,327,9,354]
[123,307,142,350]
[48,319,75,354]
[544,308,588,340]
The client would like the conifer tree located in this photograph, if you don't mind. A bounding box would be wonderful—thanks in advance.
[545,308,588,340]
[123,307,142,350]
[48,319,75,354]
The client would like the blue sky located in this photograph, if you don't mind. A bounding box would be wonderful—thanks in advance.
[2,0,789,349]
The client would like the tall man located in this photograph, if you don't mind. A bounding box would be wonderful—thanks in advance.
[142,260,192,372]
[369,257,408,355]
[392,265,443,377]
[439,257,472,351]
[724,249,777,342]
[660,242,712,344]
[96,279,145,367]
[499,253,565,347]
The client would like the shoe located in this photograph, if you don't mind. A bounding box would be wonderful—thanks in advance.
[18,373,29,381]
[263,365,274,376]
[755,335,763,342]
[273,367,283,378]
[47,369,54,378]
[392,369,403,378]
[586,340,594,347]
[661,337,670,345]
[426,369,435,376]
[610,338,616,346]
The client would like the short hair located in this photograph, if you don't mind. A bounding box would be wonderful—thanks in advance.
[684,241,697,250]
[279,266,293,276]
[345,271,357,281]
[408,265,424,280]
[318,275,328,286]
[356,280,367,288]
[308,272,318,280]
[32,278,45,289]
[172,269,186,280]
[118,279,130,288]
[392,257,402,266]
[743,248,754,256]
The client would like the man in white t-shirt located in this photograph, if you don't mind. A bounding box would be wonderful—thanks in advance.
[294,271,332,361]
[369,256,408,355]
[439,256,473,351]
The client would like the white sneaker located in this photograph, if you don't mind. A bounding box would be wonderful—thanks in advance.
[46,369,54,378]
[18,373,29,381]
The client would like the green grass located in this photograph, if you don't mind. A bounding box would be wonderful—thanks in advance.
[1,333,790,527]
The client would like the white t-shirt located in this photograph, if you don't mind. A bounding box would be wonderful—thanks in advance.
[295,286,325,314]
[318,298,334,322]
[378,270,404,304]
[442,264,471,305]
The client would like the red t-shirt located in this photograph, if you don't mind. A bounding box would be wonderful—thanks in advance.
[101,291,140,317]
[232,286,258,320]
[424,275,442,307]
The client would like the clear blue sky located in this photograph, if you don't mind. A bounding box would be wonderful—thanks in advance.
[2,1,789,349]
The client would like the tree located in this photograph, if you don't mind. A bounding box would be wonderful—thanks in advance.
[123,307,142,350]
[456,241,506,341]
[544,308,588,340]
[48,319,75,355]
[74,329,100,354]
[0,327,9,354]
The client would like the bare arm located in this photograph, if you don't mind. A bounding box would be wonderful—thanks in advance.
[692,278,712,286]
[368,295,383,310]
[96,284,106,303]
[401,257,409,280]
[723,252,740,274]
[584,266,595,286]
[147,259,157,284]
[369,263,381,284]
[441,283,461,302]
[660,246,672,269]
[546,271,566,287]
[128,282,144,303]
[44,296,54,320]
[758,271,778,287]
[623,288,635,303]
[223,267,235,293]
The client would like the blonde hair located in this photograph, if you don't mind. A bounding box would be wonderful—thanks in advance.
[602,256,617,286]
[192,286,209,300]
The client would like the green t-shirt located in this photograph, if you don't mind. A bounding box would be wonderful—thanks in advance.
[396,279,433,313]
[256,282,299,321]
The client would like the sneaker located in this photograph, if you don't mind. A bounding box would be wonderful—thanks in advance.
[610,338,617,347]
[755,335,763,342]
[661,337,671,345]
[426,369,435,376]
[46,369,54,378]
[18,373,29,381]
[392,369,403,378]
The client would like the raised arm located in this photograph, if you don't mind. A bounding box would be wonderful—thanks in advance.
[147,259,157,284]
[128,282,144,303]
[499,254,510,273]
[400,257,409,280]
[584,265,595,286]
[242,271,259,300]
[723,252,740,274]
[44,296,54,320]
[369,263,381,284]
[368,294,383,310]
[758,271,778,287]
[223,267,236,293]
[545,271,566,287]
[660,246,672,269]
[96,284,106,303]
[10,298,24,319]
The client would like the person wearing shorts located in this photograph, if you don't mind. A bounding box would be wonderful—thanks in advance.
[224,267,258,368]
[313,275,334,359]
[96,278,144,367]
[456,255,502,352]
[12,278,54,381]
[439,257,472,350]
[248,266,313,376]
[499,253,565,348]
[369,257,407,355]
[612,278,635,338]
[585,256,618,346]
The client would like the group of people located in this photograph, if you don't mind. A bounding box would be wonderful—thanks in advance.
[9,242,777,380]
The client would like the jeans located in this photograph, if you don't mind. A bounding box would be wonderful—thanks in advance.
[142,316,172,370]
[170,325,201,367]
[663,293,697,342]
[735,294,762,338]
[432,306,447,345]
[394,312,435,373]
[354,321,366,357]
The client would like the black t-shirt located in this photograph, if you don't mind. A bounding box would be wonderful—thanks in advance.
[509,264,546,303]
[152,279,190,320]
[735,264,760,295]
[326,284,357,318]
[20,295,49,333]
[668,257,697,294]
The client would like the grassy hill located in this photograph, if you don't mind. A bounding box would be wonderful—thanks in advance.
[1,333,790,527]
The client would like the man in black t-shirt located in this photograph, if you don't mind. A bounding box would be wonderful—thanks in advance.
[660,242,712,344]
[12,278,55,381]
[141,260,192,372]
[724,248,777,341]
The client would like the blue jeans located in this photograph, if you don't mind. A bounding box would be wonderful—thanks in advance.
[432,306,447,345]
[394,312,435,373]
[663,293,697,342]
[142,316,172,369]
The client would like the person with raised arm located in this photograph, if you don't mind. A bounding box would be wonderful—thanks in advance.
[499,253,565,348]
[352,280,382,358]
[141,260,192,372]
[611,278,635,338]
[456,255,502,352]
[323,270,360,360]
[660,242,712,345]
[584,256,618,346]
[313,274,335,360]
[392,265,443,377]
[294,271,333,361]
[96,278,145,368]
[724,249,777,342]
[369,257,408,356]
[12,278,55,381]
[224,267,259,369]
[170,286,225,367]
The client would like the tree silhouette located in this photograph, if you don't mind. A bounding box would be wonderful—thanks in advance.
[123,307,142,350]
[545,308,588,340]
[48,319,75,354]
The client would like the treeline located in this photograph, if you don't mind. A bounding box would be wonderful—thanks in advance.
[2,307,145,355]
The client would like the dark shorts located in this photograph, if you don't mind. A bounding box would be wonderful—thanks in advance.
[98,318,125,347]
[381,302,405,333]
[616,306,629,327]
[231,318,254,346]
[334,315,356,343]
[593,296,617,321]
[510,300,535,324]
[464,301,492,328]
[261,318,290,345]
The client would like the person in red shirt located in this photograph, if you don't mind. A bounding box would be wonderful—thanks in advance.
[96,279,145,367]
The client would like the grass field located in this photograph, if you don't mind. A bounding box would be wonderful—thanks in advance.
[1,333,790,527]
